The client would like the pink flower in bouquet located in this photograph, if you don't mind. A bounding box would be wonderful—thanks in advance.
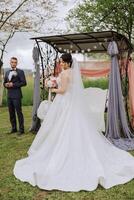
[45,76,57,88]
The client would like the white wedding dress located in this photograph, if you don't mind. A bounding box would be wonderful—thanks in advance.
[13,58,134,192]
[37,87,107,132]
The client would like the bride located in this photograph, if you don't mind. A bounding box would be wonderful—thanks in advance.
[13,53,134,192]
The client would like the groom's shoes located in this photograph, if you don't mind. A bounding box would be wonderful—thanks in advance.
[9,129,17,134]
[17,130,25,136]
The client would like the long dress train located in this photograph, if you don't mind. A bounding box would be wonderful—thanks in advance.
[13,59,134,192]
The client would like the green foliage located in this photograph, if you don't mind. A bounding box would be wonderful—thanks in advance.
[22,75,34,106]
[67,0,134,43]
[83,78,108,89]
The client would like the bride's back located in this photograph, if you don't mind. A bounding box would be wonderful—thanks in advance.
[58,68,73,93]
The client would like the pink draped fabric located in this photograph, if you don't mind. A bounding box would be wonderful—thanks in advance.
[128,60,134,127]
[80,68,110,77]
[55,61,110,77]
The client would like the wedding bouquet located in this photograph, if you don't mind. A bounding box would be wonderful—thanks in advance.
[45,76,57,88]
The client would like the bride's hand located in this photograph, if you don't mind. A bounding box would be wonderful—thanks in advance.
[50,88,56,93]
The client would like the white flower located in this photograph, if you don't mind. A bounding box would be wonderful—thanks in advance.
[8,71,17,81]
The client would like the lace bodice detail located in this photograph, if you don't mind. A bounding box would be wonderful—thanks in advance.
[56,69,73,93]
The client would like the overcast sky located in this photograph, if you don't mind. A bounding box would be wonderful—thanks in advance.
[3,0,83,70]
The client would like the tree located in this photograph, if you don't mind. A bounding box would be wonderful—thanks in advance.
[67,0,134,44]
[0,0,30,106]
[0,0,67,59]
[0,0,66,106]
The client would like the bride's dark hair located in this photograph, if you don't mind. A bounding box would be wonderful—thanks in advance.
[60,53,73,68]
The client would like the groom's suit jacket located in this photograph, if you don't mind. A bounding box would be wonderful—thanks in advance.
[3,68,27,99]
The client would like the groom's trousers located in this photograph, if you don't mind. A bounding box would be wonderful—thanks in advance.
[8,98,24,132]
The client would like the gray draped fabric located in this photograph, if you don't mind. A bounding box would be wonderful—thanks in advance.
[105,41,134,150]
[30,47,41,132]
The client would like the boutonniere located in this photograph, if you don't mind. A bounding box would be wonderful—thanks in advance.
[12,71,17,77]
[8,71,18,81]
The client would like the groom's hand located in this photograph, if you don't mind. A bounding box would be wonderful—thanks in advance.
[5,83,9,87]
[8,82,13,87]
[5,82,13,88]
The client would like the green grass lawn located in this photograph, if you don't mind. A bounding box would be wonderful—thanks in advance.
[1,106,134,200]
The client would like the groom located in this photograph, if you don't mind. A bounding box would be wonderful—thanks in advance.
[3,57,27,135]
